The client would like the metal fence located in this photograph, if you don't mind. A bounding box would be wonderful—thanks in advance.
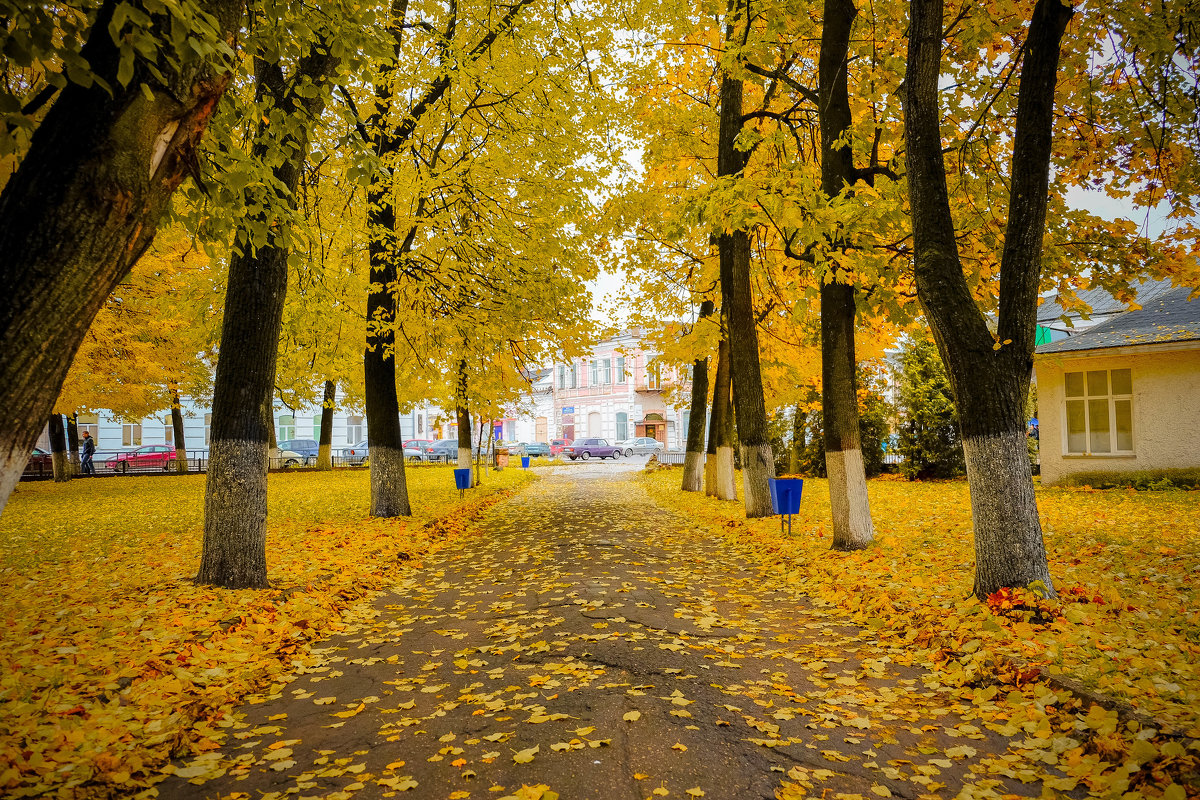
[19,449,467,480]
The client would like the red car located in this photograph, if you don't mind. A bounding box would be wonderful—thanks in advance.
[105,444,176,472]
[549,439,570,456]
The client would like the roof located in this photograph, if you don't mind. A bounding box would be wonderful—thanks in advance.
[1035,285,1200,354]
[1036,278,1176,327]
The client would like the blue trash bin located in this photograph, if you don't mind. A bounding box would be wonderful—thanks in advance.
[453,468,472,497]
[768,477,803,534]
[521,456,530,469]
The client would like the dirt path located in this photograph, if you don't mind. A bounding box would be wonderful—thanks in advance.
[161,469,1054,800]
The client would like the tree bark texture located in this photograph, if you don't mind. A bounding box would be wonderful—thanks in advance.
[0,0,241,515]
[717,67,775,517]
[171,390,188,474]
[199,49,339,589]
[705,328,737,501]
[904,0,1070,597]
[789,406,803,475]
[316,380,335,470]
[682,300,714,492]
[66,413,80,475]
[49,415,69,482]
[819,0,875,550]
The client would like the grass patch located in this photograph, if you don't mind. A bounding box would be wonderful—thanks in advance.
[0,467,532,798]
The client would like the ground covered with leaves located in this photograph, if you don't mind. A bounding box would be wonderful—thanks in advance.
[0,467,532,798]
[644,470,1200,797]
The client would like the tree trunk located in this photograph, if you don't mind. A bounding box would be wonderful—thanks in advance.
[0,0,241,515]
[716,59,775,516]
[316,380,335,470]
[66,413,80,476]
[49,415,69,482]
[818,0,876,551]
[705,329,737,501]
[904,0,1070,597]
[171,390,188,474]
[198,49,339,589]
[682,300,714,492]
[788,406,802,474]
[364,194,412,515]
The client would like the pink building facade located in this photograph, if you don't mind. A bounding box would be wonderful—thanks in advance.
[514,330,693,449]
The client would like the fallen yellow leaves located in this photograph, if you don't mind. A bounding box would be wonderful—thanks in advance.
[0,467,533,798]
[644,470,1200,796]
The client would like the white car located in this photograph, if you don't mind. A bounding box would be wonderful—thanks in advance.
[618,437,665,457]
[270,446,306,469]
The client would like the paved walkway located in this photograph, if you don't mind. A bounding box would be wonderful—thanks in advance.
[164,468,1052,800]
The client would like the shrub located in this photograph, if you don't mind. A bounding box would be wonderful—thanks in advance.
[1058,468,1200,491]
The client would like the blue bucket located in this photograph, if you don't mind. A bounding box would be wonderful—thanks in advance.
[521,456,530,469]
[768,478,804,515]
[453,468,472,490]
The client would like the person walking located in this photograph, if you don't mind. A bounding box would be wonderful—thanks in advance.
[80,431,96,476]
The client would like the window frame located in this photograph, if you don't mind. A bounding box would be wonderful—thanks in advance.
[1062,367,1134,456]
[122,423,142,447]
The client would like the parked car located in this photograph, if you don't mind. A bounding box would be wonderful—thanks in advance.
[498,440,526,456]
[561,438,622,460]
[426,439,460,462]
[270,446,306,469]
[23,447,53,477]
[405,439,435,459]
[523,442,551,457]
[549,439,570,456]
[342,440,370,466]
[105,444,177,472]
[279,438,319,464]
[618,436,665,457]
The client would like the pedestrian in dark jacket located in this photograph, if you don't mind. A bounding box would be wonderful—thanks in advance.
[81,431,96,475]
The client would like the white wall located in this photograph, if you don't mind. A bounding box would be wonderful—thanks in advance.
[1035,347,1200,483]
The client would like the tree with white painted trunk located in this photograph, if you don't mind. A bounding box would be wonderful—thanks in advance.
[716,5,775,517]
[316,381,337,471]
[705,323,738,501]
[682,300,715,492]
[198,34,341,589]
[170,390,188,474]
[903,0,1070,597]
[48,415,69,483]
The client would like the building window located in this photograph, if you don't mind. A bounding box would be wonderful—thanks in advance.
[78,413,99,445]
[278,414,295,442]
[313,416,322,439]
[569,363,577,388]
[164,415,173,444]
[347,415,363,443]
[616,412,628,441]
[1064,368,1133,455]
[590,360,599,386]
[617,356,626,384]
[558,364,566,389]
[122,423,142,447]
[204,413,212,446]
[602,358,612,385]
[646,362,661,390]
[417,413,424,436]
